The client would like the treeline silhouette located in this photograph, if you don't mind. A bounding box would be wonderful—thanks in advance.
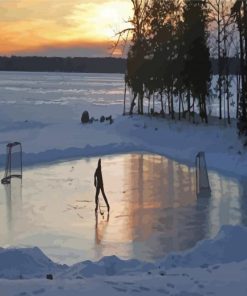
[0,56,240,75]
[0,56,126,73]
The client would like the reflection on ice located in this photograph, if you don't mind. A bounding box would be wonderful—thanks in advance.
[95,212,110,260]
[0,153,246,265]
[2,179,22,242]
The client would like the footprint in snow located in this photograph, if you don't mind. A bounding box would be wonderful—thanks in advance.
[112,286,127,292]
[176,292,203,296]
[139,286,150,291]
[156,288,170,294]
[131,289,141,293]
[123,282,134,285]
[182,273,189,277]
[32,288,45,295]
[104,280,119,286]
[166,283,175,289]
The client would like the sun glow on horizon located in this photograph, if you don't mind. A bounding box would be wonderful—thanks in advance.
[69,1,132,41]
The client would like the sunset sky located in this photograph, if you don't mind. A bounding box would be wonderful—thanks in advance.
[0,0,132,57]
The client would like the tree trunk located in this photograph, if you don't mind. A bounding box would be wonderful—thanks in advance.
[140,92,144,114]
[181,93,185,113]
[192,96,195,123]
[153,93,155,114]
[137,91,144,115]
[217,3,222,120]
[187,90,190,121]
[179,92,181,120]
[123,81,127,115]
[203,96,208,123]
[236,73,240,119]
[160,91,164,114]
[226,67,231,124]
[171,82,175,119]
[129,92,137,115]
[148,93,151,115]
[167,91,171,115]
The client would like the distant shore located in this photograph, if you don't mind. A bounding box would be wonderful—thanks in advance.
[0,56,126,74]
[0,56,240,74]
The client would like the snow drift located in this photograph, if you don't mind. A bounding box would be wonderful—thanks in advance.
[1,225,247,280]
[0,247,67,279]
[158,225,247,269]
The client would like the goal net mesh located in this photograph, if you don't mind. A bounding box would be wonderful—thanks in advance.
[196,152,210,197]
[1,142,22,185]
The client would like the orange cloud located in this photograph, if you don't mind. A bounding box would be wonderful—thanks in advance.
[0,0,132,56]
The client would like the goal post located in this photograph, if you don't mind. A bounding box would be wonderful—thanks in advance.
[195,152,211,198]
[1,142,22,185]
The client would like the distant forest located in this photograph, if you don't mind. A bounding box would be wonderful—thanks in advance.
[0,56,126,74]
[0,56,241,75]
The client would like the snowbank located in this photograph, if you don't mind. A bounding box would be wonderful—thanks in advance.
[158,225,247,269]
[62,256,154,279]
[1,225,247,280]
[0,247,67,279]
[2,225,247,295]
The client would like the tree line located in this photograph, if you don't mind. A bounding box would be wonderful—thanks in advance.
[0,55,240,75]
[0,56,126,74]
[123,0,247,135]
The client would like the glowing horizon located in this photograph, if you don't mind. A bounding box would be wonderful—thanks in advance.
[0,0,132,57]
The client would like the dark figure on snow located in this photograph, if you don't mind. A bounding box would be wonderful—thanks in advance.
[94,158,110,212]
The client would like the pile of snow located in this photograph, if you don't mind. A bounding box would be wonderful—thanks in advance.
[0,247,67,279]
[158,225,247,269]
[0,142,143,167]
[1,225,247,280]
[61,255,154,278]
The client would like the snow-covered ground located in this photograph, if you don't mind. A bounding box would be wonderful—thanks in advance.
[0,71,247,295]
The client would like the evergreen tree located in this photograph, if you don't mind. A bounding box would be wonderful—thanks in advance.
[231,0,247,135]
[182,0,211,123]
[147,0,181,118]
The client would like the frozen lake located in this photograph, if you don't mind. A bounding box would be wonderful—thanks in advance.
[0,71,239,121]
[0,153,246,265]
[0,72,125,140]
[0,72,124,107]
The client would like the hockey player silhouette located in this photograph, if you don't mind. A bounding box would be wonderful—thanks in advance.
[94,158,110,213]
